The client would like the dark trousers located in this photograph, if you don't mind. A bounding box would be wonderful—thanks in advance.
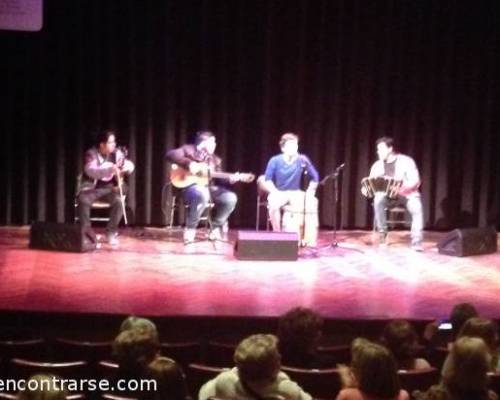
[77,187,124,234]
[183,184,237,229]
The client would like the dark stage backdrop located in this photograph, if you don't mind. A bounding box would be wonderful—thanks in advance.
[1,0,499,230]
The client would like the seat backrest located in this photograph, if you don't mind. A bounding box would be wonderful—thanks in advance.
[488,372,500,396]
[160,341,200,368]
[397,367,440,394]
[206,341,237,368]
[187,363,226,398]
[97,360,120,381]
[0,338,47,362]
[9,358,88,381]
[316,344,351,365]
[280,366,341,399]
[54,338,113,364]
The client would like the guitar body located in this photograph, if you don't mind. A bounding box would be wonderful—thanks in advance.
[169,163,255,189]
[170,166,210,188]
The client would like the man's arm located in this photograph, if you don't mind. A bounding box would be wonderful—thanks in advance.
[400,156,421,194]
[369,160,383,178]
[165,146,192,169]
[83,149,115,180]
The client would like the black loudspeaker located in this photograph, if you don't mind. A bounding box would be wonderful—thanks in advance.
[30,222,97,252]
[234,231,299,261]
[438,227,497,257]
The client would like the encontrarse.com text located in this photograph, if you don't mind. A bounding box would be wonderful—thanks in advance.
[0,377,157,393]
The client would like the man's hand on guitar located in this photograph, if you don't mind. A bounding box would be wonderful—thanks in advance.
[229,173,240,184]
[188,162,205,175]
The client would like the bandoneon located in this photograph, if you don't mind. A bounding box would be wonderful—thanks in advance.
[361,177,402,199]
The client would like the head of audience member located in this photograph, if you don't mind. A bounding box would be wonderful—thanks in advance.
[441,337,492,398]
[381,319,420,369]
[96,130,117,155]
[194,130,216,155]
[375,136,395,161]
[141,356,188,400]
[350,338,402,399]
[449,302,478,339]
[279,133,299,158]
[113,326,160,377]
[120,315,159,338]
[18,374,68,400]
[234,334,282,386]
[457,317,498,368]
[277,307,323,366]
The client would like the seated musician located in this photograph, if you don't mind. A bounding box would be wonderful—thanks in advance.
[363,136,424,251]
[77,130,135,247]
[165,131,238,244]
[263,133,320,243]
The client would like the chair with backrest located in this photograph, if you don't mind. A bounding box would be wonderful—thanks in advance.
[54,338,113,365]
[161,180,217,232]
[280,366,341,399]
[8,358,88,394]
[397,368,440,395]
[316,344,351,365]
[205,340,238,368]
[488,372,500,396]
[0,337,47,377]
[74,174,113,223]
[160,341,200,369]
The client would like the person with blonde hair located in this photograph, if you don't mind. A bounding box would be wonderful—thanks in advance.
[416,337,497,400]
[457,317,499,371]
[337,338,409,400]
[18,374,68,400]
[141,356,189,400]
[199,334,312,399]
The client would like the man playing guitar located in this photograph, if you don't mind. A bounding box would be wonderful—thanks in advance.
[166,131,251,244]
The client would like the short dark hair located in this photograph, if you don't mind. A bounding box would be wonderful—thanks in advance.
[381,320,418,366]
[375,136,394,149]
[450,302,478,338]
[113,327,160,373]
[96,130,116,146]
[193,130,214,145]
[277,307,323,362]
[279,133,299,148]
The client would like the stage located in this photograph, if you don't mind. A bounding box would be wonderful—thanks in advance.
[0,226,499,320]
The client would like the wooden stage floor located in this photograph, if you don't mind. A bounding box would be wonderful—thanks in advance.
[0,226,499,320]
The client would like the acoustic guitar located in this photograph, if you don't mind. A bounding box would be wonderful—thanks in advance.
[170,163,255,189]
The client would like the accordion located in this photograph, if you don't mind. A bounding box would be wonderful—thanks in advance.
[361,177,402,199]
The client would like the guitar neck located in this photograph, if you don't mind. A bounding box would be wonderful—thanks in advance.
[210,171,235,180]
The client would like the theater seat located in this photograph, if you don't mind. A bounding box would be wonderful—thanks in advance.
[281,366,341,399]
[398,367,440,394]
[160,341,200,368]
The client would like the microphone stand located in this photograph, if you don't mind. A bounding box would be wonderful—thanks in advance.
[317,163,363,254]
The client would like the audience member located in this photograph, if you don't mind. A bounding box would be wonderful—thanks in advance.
[199,334,312,400]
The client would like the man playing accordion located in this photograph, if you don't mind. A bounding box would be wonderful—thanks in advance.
[362,137,424,251]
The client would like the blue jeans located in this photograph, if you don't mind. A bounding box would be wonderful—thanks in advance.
[373,193,424,242]
[183,184,237,229]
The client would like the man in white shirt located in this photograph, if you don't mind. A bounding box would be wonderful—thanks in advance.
[365,137,424,251]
